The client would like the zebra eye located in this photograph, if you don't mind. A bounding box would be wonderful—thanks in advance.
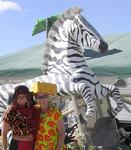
[73,78,78,83]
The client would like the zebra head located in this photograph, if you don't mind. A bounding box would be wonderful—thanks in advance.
[70,8,108,53]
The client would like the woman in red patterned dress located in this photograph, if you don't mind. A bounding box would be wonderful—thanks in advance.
[2,85,39,150]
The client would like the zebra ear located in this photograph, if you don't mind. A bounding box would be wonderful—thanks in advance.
[73,6,84,15]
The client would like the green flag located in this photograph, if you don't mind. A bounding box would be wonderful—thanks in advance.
[32,15,59,36]
[32,19,46,36]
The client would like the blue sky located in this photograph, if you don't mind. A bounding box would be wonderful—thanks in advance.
[0,0,131,56]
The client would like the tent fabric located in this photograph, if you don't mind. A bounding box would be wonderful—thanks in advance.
[85,33,131,78]
[0,33,131,80]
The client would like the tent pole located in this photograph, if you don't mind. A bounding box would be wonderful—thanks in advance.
[71,95,88,147]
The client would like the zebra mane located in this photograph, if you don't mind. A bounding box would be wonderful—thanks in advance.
[42,7,83,74]
[53,7,83,30]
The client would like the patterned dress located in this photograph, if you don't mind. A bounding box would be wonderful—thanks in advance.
[34,107,66,150]
[2,105,40,150]
[3,105,39,136]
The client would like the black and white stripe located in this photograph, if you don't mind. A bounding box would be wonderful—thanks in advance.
[0,7,123,122]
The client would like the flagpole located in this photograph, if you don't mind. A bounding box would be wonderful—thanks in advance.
[46,18,49,38]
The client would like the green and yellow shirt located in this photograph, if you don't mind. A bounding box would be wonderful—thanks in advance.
[34,107,66,150]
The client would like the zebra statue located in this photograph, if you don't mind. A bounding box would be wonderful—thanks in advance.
[0,7,123,124]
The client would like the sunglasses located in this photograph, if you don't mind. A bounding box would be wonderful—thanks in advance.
[36,94,48,100]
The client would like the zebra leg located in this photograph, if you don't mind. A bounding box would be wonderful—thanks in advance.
[69,82,95,118]
[102,84,124,117]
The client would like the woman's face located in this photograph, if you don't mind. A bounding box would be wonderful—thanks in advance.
[16,94,27,106]
[35,93,49,107]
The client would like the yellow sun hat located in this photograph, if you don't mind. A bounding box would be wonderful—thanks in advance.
[30,82,57,95]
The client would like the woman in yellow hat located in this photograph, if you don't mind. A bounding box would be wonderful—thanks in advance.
[32,82,66,150]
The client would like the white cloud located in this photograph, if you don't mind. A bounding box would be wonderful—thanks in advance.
[0,0,21,13]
